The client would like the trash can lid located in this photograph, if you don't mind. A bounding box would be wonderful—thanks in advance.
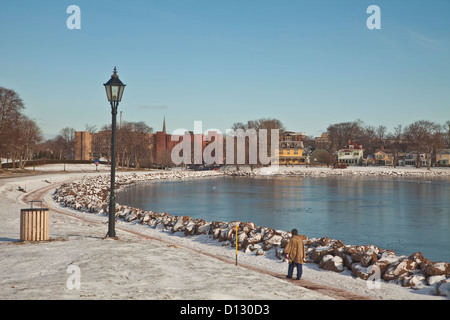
[29,200,44,209]
[21,208,49,212]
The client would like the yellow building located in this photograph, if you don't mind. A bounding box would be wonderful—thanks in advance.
[437,149,450,166]
[274,138,305,165]
[374,150,395,166]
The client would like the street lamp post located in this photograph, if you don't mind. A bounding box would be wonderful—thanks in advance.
[103,67,126,238]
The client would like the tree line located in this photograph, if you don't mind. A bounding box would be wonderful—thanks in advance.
[0,87,42,169]
[37,121,154,169]
[227,118,449,169]
[0,87,155,169]
[1,87,449,169]
[319,119,450,169]
[93,121,153,168]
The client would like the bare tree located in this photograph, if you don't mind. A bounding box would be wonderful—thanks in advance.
[47,136,66,160]
[85,124,97,134]
[16,115,43,168]
[0,87,42,169]
[394,124,403,140]
[229,118,285,169]
[129,122,153,168]
[90,129,110,161]
[101,121,153,168]
[404,120,443,170]
[444,120,450,147]
[386,124,405,167]
[376,125,387,149]
[326,119,365,153]
[0,88,24,167]
[0,87,24,130]
[316,150,336,167]
[359,125,377,156]
[58,127,75,160]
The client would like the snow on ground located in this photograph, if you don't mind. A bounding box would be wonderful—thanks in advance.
[230,164,450,177]
[0,164,449,301]
[16,162,111,172]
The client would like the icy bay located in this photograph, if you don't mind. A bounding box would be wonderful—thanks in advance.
[117,175,450,263]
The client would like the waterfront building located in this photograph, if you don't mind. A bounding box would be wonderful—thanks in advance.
[337,141,364,165]
[400,152,427,167]
[281,131,305,142]
[274,132,306,165]
[436,149,450,166]
[374,150,395,166]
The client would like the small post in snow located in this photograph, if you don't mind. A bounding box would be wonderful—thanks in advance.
[235,225,238,266]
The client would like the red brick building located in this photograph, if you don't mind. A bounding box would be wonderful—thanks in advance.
[74,117,219,167]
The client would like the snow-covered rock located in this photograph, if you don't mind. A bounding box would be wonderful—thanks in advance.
[436,280,450,297]
[383,258,418,282]
[423,262,450,277]
[320,255,344,273]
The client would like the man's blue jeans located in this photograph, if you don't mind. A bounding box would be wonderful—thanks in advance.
[287,262,303,280]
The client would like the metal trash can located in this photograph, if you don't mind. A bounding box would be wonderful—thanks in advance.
[20,201,49,241]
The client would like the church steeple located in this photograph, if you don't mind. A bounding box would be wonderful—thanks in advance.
[162,116,166,133]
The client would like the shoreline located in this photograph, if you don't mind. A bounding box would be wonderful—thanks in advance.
[227,165,450,177]
[50,166,450,298]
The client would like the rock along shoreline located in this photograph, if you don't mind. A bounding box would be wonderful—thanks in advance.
[52,168,450,297]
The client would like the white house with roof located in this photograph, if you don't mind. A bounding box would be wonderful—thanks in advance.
[337,142,364,165]
[399,152,427,167]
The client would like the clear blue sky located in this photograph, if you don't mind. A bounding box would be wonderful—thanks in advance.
[1,0,449,138]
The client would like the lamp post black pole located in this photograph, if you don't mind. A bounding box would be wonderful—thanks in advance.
[103,67,126,239]
[108,100,118,238]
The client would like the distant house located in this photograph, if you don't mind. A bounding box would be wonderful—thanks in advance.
[281,131,304,142]
[309,148,335,167]
[337,142,364,165]
[374,150,395,166]
[314,133,330,149]
[436,149,450,166]
[274,134,305,165]
[400,152,427,167]
[365,155,375,166]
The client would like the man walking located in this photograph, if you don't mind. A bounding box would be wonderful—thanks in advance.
[284,229,306,280]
